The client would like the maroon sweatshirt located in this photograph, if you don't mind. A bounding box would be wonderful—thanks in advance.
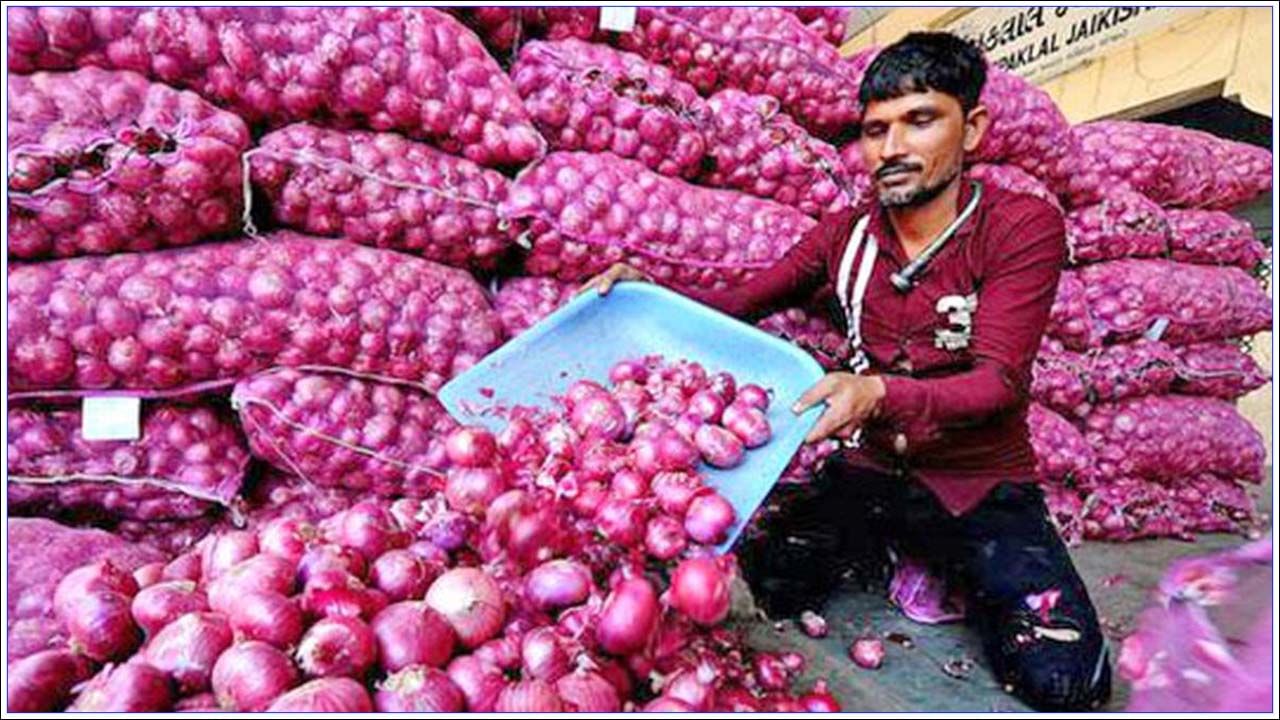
[688,179,1066,515]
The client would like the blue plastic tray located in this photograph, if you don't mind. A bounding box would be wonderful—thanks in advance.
[439,283,825,552]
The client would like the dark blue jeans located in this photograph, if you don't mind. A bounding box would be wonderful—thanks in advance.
[740,456,1112,711]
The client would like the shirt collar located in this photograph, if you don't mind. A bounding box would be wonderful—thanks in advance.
[867,174,983,267]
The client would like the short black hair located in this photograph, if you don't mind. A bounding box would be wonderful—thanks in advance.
[859,32,987,113]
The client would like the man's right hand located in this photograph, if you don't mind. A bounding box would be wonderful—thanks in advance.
[579,263,650,296]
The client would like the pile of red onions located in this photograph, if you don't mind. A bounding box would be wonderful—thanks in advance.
[8,68,250,261]
[1026,403,1096,487]
[1166,208,1269,269]
[20,357,839,712]
[249,124,517,271]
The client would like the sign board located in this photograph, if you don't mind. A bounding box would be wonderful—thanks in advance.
[946,7,1201,84]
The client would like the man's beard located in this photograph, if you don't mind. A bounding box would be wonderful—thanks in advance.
[877,165,962,208]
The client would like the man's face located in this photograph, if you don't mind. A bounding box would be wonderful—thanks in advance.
[858,90,980,208]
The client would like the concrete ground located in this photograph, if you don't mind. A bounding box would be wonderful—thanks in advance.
[735,477,1273,712]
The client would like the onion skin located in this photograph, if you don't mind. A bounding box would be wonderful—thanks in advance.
[131,580,208,637]
[524,559,593,611]
[644,696,695,711]
[295,616,377,679]
[369,549,437,602]
[851,637,885,669]
[65,590,142,661]
[6,649,94,712]
[211,641,300,711]
[374,665,466,712]
[226,590,304,649]
[597,576,660,656]
[425,568,506,649]
[446,655,506,712]
[520,627,570,682]
[445,426,498,467]
[207,553,297,615]
[69,662,175,712]
[556,669,622,712]
[144,611,234,694]
[370,602,457,672]
[54,560,138,623]
[267,677,374,712]
[683,492,737,545]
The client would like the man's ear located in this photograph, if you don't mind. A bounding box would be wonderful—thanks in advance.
[962,104,990,153]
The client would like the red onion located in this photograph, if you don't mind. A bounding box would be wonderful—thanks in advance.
[445,426,498,467]
[371,602,457,672]
[370,549,437,602]
[632,430,701,476]
[597,576,660,656]
[644,514,689,560]
[54,560,138,622]
[69,663,174,712]
[504,502,570,566]
[552,668,620,711]
[800,680,842,712]
[570,393,628,440]
[670,557,732,626]
[524,559,593,611]
[445,467,507,515]
[673,412,706,441]
[258,517,315,562]
[495,679,564,712]
[850,636,885,669]
[610,468,649,500]
[447,655,506,712]
[521,627,571,681]
[65,590,141,661]
[715,685,764,711]
[695,424,746,468]
[662,664,717,710]
[478,636,525,671]
[201,531,258,581]
[375,665,466,712]
[131,580,208,637]
[301,576,386,621]
[133,562,165,589]
[421,510,476,553]
[207,553,297,614]
[211,641,300,711]
[267,677,373,712]
[799,610,828,638]
[684,492,737,545]
[572,481,608,517]
[425,568,506,649]
[651,471,703,515]
[227,590,304,649]
[688,390,727,423]
[331,501,407,561]
[145,612,233,694]
[162,552,202,583]
[295,616,377,678]
[595,496,649,547]
[5,649,94,712]
[754,652,791,690]
[174,692,219,711]
[736,384,771,410]
[722,402,772,448]
[298,544,367,585]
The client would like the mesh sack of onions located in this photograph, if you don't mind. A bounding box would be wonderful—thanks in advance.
[967,163,1061,212]
[232,368,460,497]
[8,68,249,260]
[608,7,863,140]
[1040,483,1085,546]
[1027,403,1095,486]
[111,515,225,557]
[1080,474,1256,542]
[1171,342,1270,399]
[492,276,579,339]
[231,469,363,529]
[1083,395,1267,486]
[1031,346,1090,418]
[756,297,851,371]
[1119,538,1272,712]
[700,88,862,217]
[446,7,528,59]
[1066,122,1272,209]
[5,7,544,168]
[501,152,815,291]
[247,124,515,271]
[511,40,709,179]
[1046,270,1101,351]
[1079,340,1179,405]
[1166,208,1268,269]
[6,518,164,671]
[1076,259,1272,345]
[1065,186,1170,264]
[785,7,849,45]
[7,402,249,523]
[7,233,503,397]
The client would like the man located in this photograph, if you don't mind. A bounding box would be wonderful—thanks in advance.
[585,33,1111,712]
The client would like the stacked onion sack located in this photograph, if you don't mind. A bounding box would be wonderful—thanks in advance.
[1031,121,1272,542]
[10,357,842,712]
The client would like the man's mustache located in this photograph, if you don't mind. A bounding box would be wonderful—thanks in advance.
[875,162,923,179]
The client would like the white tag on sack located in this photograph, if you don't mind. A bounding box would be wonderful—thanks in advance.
[1143,316,1170,342]
[82,397,141,441]
[599,7,637,32]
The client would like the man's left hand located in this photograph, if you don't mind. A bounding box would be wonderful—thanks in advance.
[792,372,887,443]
